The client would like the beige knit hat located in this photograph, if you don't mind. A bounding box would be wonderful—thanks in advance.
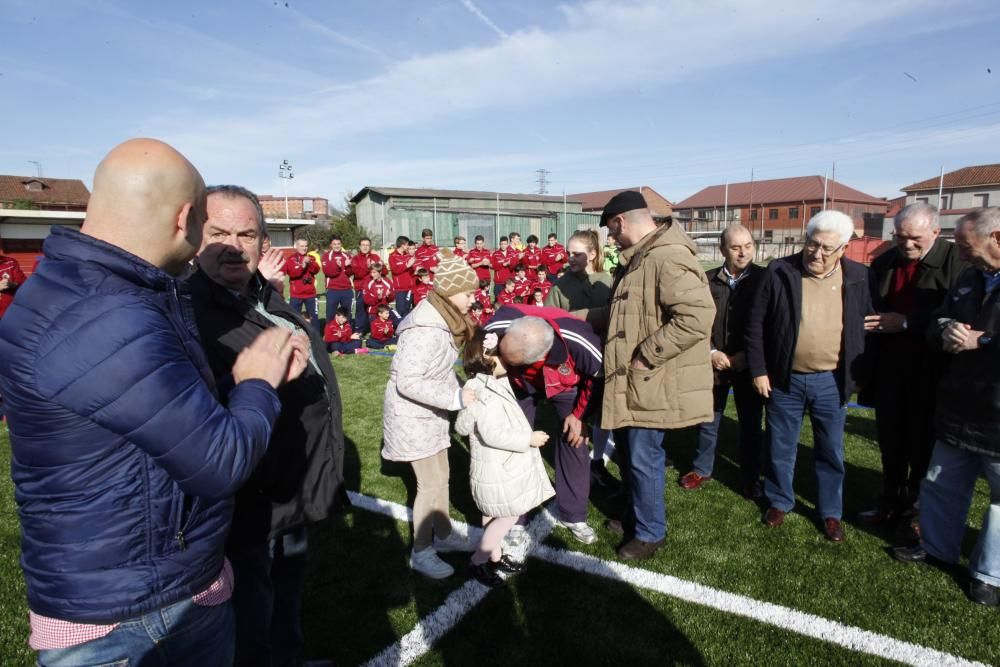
[433,249,479,297]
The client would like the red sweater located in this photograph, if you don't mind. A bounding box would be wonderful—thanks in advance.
[491,247,517,284]
[0,255,26,318]
[389,250,416,293]
[522,246,543,280]
[363,277,394,316]
[370,317,396,342]
[284,253,319,299]
[466,248,493,282]
[351,251,385,290]
[324,320,354,343]
[412,281,433,306]
[321,250,353,290]
[541,243,567,275]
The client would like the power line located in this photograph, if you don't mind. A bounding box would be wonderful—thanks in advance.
[535,168,550,195]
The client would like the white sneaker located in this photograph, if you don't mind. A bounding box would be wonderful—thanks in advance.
[409,547,454,579]
[558,519,598,545]
[503,524,529,549]
[433,531,475,553]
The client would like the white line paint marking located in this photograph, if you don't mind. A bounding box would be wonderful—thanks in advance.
[349,492,986,667]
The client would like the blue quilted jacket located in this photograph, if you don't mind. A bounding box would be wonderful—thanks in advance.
[0,226,281,623]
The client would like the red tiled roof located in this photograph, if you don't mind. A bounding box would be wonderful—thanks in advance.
[0,175,90,208]
[902,164,1000,192]
[567,187,673,217]
[885,195,907,217]
[674,176,886,209]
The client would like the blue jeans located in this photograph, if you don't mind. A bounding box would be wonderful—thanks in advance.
[692,371,763,485]
[37,595,234,666]
[325,289,353,324]
[920,441,1000,587]
[229,528,308,667]
[615,427,668,542]
[764,371,847,519]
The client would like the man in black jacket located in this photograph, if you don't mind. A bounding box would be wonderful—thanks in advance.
[679,224,765,499]
[893,208,1000,607]
[189,185,347,665]
[859,203,965,530]
[745,211,874,542]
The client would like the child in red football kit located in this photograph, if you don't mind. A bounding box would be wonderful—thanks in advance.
[412,268,433,306]
[363,264,395,324]
[474,280,494,317]
[511,266,532,299]
[468,301,489,327]
[324,307,364,355]
[496,279,518,306]
[532,266,552,301]
[368,304,398,349]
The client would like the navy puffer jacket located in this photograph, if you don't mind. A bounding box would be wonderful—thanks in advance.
[0,226,281,623]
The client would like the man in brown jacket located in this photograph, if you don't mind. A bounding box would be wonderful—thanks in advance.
[586,191,715,560]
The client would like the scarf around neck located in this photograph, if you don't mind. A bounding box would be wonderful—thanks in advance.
[427,290,475,349]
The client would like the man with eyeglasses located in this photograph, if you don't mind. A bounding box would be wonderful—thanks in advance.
[858,203,964,537]
[745,211,874,542]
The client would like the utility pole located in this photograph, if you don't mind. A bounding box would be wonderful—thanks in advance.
[278,160,294,221]
[535,169,550,195]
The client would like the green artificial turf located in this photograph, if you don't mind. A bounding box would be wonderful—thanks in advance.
[1,354,997,666]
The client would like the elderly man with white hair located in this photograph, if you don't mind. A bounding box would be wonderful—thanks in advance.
[745,210,874,542]
[858,203,965,533]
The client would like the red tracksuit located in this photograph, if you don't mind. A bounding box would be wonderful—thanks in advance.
[512,276,532,299]
[453,247,466,259]
[522,246,543,280]
[363,277,394,317]
[284,253,320,299]
[491,247,517,285]
[323,320,354,343]
[370,317,396,342]
[466,248,493,282]
[0,255,27,318]
[389,250,415,295]
[497,289,518,306]
[541,243,567,275]
[412,281,433,306]
[350,251,385,290]
[532,279,553,301]
[321,250,353,291]
[414,243,440,274]
[474,288,494,314]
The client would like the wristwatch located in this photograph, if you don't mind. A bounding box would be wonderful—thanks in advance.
[979,333,994,347]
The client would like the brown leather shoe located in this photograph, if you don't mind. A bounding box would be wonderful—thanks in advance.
[762,508,785,527]
[679,471,711,490]
[617,536,665,561]
[823,518,844,543]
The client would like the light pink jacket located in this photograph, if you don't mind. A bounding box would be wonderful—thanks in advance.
[381,299,462,462]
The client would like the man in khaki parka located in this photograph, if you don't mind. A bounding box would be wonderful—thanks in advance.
[586,191,715,560]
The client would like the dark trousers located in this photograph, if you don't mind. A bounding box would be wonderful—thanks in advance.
[395,291,412,320]
[692,371,764,486]
[325,289,353,323]
[874,352,937,512]
[229,528,308,667]
[327,340,361,354]
[289,297,320,333]
[353,290,370,334]
[367,336,397,349]
[517,389,590,523]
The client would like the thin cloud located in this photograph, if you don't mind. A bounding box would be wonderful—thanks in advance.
[459,0,509,39]
[284,5,392,62]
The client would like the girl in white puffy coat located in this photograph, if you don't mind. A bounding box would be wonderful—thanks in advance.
[455,329,554,586]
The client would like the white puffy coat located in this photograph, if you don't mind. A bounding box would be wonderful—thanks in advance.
[382,299,461,462]
[455,374,555,518]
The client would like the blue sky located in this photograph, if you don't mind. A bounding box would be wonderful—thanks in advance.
[2,0,999,209]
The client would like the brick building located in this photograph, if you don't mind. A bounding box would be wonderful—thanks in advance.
[258,194,330,220]
[0,175,91,273]
[901,164,1000,235]
[673,175,888,242]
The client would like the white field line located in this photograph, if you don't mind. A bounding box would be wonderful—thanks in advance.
[348,492,986,667]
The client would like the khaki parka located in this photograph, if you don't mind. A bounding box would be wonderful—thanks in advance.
[591,223,716,430]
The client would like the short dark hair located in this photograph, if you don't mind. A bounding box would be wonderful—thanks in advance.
[369,262,384,272]
[335,307,349,318]
[505,278,515,286]
[526,235,538,244]
[509,232,521,239]
[330,234,342,242]
[454,235,465,244]
[376,304,391,314]
[463,327,497,377]
[415,267,429,277]
[395,235,410,249]
[537,266,547,273]
[470,301,484,311]
[479,279,490,289]
[499,235,509,243]
[514,264,526,273]
[359,236,371,244]
[474,235,485,242]
[421,228,433,238]
[548,233,557,240]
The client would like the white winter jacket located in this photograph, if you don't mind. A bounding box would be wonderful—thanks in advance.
[382,299,461,462]
[455,374,555,518]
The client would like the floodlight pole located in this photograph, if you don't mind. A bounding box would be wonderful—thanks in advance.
[279,160,295,221]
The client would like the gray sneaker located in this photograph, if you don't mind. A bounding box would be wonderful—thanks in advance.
[503,524,529,549]
[558,519,598,545]
[409,547,454,579]
[433,531,475,553]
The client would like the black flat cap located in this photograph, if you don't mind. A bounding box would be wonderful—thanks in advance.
[600,190,648,227]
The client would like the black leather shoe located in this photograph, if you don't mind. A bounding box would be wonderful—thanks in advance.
[617,537,665,561]
[495,555,525,575]
[604,518,625,537]
[467,561,503,587]
[891,545,927,563]
[969,579,1000,607]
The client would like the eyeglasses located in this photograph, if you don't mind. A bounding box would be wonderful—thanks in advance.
[803,241,845,257]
